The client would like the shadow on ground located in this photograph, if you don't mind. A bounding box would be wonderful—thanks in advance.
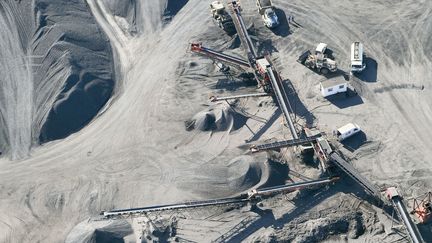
[283,79,316,127]
[341,131,367,151]
[163,0,189,22]
[353,57,378,82]
[271,9,291,37]
[326,89,364,109]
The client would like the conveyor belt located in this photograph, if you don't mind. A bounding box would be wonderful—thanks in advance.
[191,44,250,68]
[230,1,258,59]
[250,134,322,153]
[329,152,381,200]
[392,197,425,243]
[266,67,299,139]
[250,177,339,197]
[210,92,269,102]
[103,197,250,218]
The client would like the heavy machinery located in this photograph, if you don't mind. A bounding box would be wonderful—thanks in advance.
[350,42,366,73]
[102,177,339,218]
[386,187,425,243]
[411,192,432,224]
[256,0,279,28]
[210,1,236,34]
[297,43,338,75]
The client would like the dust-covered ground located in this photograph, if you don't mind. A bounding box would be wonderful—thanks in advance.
[0,0,432,242]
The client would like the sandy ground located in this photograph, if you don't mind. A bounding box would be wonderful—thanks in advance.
[0,0,432,242]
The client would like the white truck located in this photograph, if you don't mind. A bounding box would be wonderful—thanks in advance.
[256,0,279,28]
[335,123,361,141]
[210,1,235,34]
[350,42,366,73]
[297,43,338,75]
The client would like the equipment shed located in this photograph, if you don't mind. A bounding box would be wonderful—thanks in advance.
[320,79,347,97]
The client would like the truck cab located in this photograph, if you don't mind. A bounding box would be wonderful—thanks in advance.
[350,42,366,73]
[256,0,279,28]
[262,8,279,28]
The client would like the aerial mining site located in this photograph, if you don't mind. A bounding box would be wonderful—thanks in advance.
[0,0,431,242]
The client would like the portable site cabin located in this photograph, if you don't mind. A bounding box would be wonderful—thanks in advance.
[320,79,347,97]
[336,123,361,141]
[350,42,366,73]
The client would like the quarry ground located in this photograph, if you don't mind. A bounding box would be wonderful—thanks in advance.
[1,0,432,242]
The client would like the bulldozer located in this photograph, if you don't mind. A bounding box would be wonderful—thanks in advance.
[297,43,337,75]
[210,1,236,34]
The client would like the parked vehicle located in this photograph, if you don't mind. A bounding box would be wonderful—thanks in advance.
[256,0,279,28]
[350,42,366,73]
[336,123,361,141]
[297,43,338,75]
[210,1,236,34]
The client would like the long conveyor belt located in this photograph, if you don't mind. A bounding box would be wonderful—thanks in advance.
[266,67,299,139]
[230,1,258,59]
[250,177,339,197]
[103,197,251,218]
[191,43,250,68]
[103,177,340,219]
[251,134,322,153]
[391,196,425,243]
[329,152,382,200]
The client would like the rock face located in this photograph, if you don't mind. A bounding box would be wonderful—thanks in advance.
[0,0,115,158]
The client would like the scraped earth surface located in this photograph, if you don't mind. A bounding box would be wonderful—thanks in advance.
[0,0,432,242]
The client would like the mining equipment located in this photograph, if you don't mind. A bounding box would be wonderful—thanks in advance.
[297,43,338,75]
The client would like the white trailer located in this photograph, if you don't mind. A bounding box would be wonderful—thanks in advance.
[350,42,366,73]
[336,123,361,141]
[320,79,347,97]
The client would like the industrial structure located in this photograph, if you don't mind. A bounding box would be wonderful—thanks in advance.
[101,2,427,242]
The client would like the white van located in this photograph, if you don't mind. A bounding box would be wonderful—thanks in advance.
[336,123,361,141]
[350,42,366,73]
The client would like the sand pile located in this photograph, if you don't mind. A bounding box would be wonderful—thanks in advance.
[65,219,133,243]
[0,0,115,159]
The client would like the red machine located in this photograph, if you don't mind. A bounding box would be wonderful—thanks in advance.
[411,192,432,223]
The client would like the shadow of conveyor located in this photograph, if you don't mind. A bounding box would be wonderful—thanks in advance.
[270,9,292,37]
[246,108,281,143]
[282,79,316,128]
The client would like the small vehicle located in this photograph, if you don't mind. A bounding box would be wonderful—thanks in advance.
[350,42,366,73]
[336,123,361,141]
[256,0,279,28]
[210,1,236,34]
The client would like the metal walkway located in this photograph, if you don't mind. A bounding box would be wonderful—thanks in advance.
[329,152,382,200]
[250,134,322,153]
